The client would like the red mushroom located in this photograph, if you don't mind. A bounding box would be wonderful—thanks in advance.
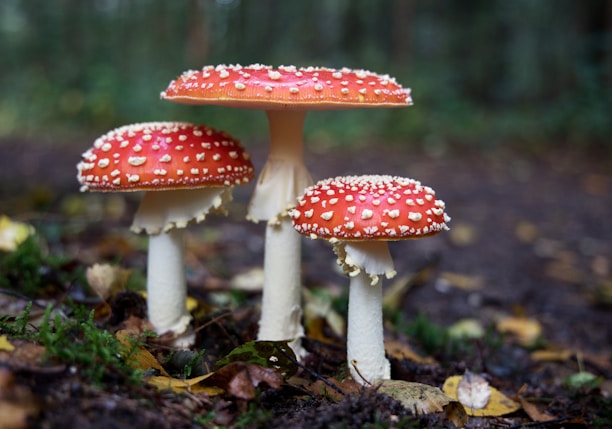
[161,64,412,357]
[77,122,254,347]
[291,175,450,384]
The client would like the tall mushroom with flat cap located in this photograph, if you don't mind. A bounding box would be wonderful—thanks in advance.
[161,64,412,356]
[291,175,450,384]
[77,122,254,347]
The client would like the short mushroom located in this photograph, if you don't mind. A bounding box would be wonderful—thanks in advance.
[77,122,254,347]
[161,64,412,357]
[291,175,450,384]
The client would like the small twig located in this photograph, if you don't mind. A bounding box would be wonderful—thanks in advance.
[350,359,373,386]
[0,289,48,308]
[194,310,239,348]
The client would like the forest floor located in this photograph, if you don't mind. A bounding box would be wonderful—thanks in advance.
[0,136,611,428]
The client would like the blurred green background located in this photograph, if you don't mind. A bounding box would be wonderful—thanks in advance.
[0,0,610,150]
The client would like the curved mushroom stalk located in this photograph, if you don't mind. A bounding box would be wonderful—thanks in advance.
[334,240,394,384]
[248,110,313,359]
[347,270,391,384]
[132,187,231,348]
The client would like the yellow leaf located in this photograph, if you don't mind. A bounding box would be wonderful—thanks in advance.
[448,318,485,340]
[0,335,15,352]
[115,330,169,376]
[438,272,484,291]
[443,375,521,417]
[0,215,34,252]
[530,347,573,362]
[147,373,222,395]
[496,316,542,347]
[385,340,436,365]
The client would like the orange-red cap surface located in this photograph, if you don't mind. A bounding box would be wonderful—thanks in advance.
[291,175,450,241]
[77,122,254,192]
[161,64,412,110]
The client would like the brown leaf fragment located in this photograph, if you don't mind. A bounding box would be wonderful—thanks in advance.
[0,368,39,429]
[0,340,62,372]
[456,371,491,409]
[204,362,283,400]
[519,396,556,422]
[115,330,169,376]
[385,340,436,365]
[496,315,542,347]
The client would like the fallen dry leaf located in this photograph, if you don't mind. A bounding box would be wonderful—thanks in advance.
[530,347,573,362]
[215,340,298,378]
[456,371,491,409]
[115,330,169,376]
[376,380,468,427]
[86,263,131,301]
[448,318,486,340]
[519,396,556,422]
[0,215,34,252]
[0,367,39,429]
[385,340,436,365]
[147,372,223,396]
[0,340,58,372]
[438,272,484,291]
[305,377,361,402]
[443,375,521,417]
[205,362,284,400]
[496,315,542,347]
[0,336,15,352]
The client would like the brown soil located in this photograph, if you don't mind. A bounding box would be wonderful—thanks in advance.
[0,137,610,428]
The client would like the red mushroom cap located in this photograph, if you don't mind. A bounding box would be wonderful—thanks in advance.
[161,64,412,110]
[77,122,254,192]
[291,175,450,241]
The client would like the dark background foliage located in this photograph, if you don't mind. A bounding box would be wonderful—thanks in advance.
[0,0,610,149]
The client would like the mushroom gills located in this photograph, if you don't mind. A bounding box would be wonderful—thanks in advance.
[132,187,232,234]
[334,241,397,284]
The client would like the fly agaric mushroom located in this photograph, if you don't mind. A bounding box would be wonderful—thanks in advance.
[77,122,254,347]
[291,175,450,384]
[161,64,412,357]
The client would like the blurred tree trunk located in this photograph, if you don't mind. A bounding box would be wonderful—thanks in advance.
[608,0,612,86]
[186,0,210,65]
[391,0,414,66]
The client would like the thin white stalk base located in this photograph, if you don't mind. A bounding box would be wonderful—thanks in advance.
[146,228,194,348]
[257,217,306,358]
[347,270,391,385]
[249,110,312,359]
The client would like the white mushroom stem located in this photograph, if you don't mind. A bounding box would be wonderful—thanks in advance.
[347,270,391,385]
[249,110,313,359]
[131,187,231,348]
[146,228,194,348]
[334,240,395,384]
